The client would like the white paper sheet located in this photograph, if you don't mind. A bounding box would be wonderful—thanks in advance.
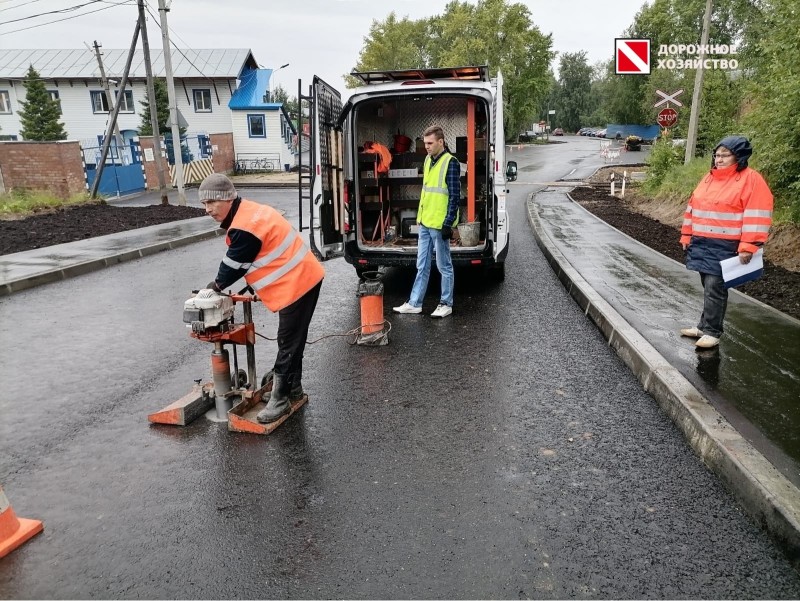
[720,248,764,288]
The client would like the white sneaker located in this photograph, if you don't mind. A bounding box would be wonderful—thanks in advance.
[695,334,720,349]
[393,302,421,314]
[431,304,452,318]
[680,326,704,338]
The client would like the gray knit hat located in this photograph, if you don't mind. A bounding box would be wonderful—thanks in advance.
[198,173,237,201]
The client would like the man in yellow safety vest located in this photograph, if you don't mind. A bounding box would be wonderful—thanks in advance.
[393,125,460,318]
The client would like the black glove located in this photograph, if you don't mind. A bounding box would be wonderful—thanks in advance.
[206,280,221,292]
[441,225,453,240]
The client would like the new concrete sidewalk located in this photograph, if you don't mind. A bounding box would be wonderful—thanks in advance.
[528,188,800,568]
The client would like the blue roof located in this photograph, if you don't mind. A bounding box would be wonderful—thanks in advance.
[229,68,282,110]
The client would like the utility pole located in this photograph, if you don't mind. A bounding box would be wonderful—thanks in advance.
[137,0,169,204]
[90,18,140,199]
[92,41,122,156]
[685,0,713,164]
[158,0,186,205]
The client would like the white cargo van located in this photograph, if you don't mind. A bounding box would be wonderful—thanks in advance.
[299,65,512,280]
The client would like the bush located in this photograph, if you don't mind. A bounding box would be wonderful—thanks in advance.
[643,130,683,194]
[652,157,709,204]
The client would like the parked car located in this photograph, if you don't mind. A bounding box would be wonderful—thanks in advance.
[596,128,607,138]
[625,135,643,151]
[553,127,564,136]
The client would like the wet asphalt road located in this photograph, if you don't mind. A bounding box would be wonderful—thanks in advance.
[2,137,800,598]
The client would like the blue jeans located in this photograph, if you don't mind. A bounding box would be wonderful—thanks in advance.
[698,273,728,338]
[409,224,454,307]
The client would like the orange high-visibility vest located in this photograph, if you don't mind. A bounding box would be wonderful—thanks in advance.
[225,200,324,312]
[680,164,773,254]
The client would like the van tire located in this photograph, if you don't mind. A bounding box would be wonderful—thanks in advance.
[487,263,505,282]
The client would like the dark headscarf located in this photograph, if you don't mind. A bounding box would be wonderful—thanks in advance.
[713,135,752,172]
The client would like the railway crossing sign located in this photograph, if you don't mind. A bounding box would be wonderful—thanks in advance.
[654,89,684,108]
[657,107,679,128]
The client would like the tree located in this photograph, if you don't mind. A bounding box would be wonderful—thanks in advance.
[552,51,592,132]
[138,78,191,163]
[138,79,170,136]
[18,65,67,141]
[270,84,289,105]
[351,12,430,82]
[350,0,554,139]
[741,0,800,221]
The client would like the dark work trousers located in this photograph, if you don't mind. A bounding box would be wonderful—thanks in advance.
[698,273,728,338]
[273,281,322,392]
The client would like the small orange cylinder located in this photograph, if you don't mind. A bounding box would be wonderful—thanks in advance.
[360,294,383,335]
[356,272,385,337]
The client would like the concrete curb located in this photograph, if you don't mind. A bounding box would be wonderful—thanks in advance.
[526,194,800,570]
[0,228,225,297]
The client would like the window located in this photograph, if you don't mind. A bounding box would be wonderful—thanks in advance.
[91,91,109,113]
[0,91,11,114]
[0,134,18,141]
[115,90,134,113]
[48,90,61,113]
[91,90,133,113]
[247,114,266,138]
[193,89,212,112]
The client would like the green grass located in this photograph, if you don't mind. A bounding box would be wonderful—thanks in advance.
[0,189,100,217]
[652,157,709,205]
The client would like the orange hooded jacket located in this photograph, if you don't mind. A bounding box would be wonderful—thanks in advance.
[680,164,773,254]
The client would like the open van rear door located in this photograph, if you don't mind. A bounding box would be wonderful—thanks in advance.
[492,71,509,259]
[308,76,346,260]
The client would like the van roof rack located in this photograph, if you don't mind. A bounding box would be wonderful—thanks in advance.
[350,65,490,85]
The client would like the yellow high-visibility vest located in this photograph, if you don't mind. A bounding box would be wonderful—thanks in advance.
[418,152,457,228]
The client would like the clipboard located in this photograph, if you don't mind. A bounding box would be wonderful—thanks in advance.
[720,248,764,288]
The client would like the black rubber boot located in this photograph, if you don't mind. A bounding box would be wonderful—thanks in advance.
[256,374,291,423]
[288,373,304,402]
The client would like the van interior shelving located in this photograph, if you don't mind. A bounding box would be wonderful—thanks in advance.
[353,95,490,251]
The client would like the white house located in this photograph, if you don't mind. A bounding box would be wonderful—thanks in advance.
[0,48,295,170]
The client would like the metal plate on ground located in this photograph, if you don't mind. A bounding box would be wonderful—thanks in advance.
[227,394,308,435]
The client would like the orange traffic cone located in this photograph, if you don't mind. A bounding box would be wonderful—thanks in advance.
[0,484,43,558]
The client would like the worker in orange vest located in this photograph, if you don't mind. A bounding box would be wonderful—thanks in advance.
[679,136,773,349]
[199,173,325,423]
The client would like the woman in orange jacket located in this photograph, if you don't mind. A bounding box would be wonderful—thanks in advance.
[679,136,773,349]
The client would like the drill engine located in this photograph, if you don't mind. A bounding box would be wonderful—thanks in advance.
[183,289,235,333]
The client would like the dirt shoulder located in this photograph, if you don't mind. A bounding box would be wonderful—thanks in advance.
[569,166,800,320]
[0,203,206,255]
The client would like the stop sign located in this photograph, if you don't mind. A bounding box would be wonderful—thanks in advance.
[658,107,678,128]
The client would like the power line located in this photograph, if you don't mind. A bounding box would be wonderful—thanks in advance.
[0,0,110,26]
[143,1,215,82]
[0,0,49,15]
[143,0,214,75]
[0,0,133,34]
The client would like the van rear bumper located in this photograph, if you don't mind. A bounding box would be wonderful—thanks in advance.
[344,238,508,270]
